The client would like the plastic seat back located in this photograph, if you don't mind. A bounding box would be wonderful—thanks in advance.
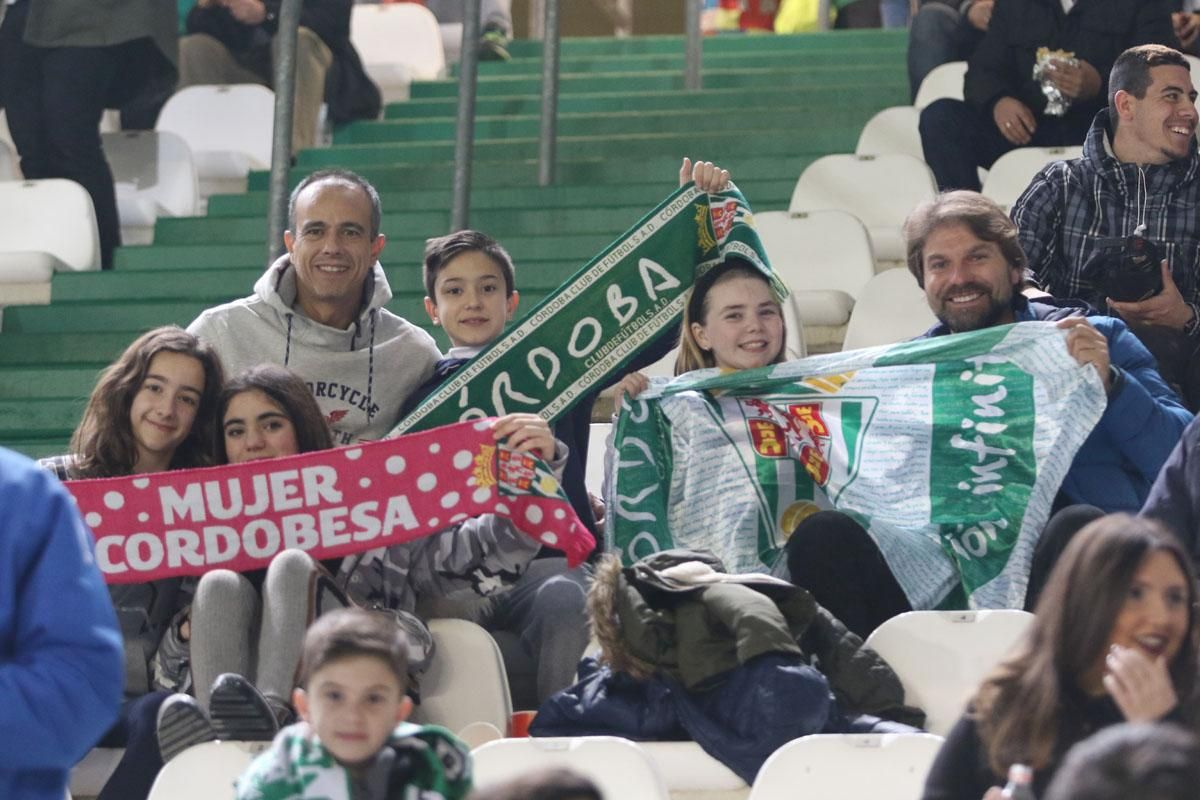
[749,733,944,800]
[914,61,967,109]
[856,106,924,161]
[351,3,446,103]
[864,610,1034,736]
[472,736,671,800]
[0,179,100,272]
[409,618,512,735]
[146,740,256,800]
[788,155,937,262]
[842,268,937,351]
[103,130,199,219]
[981,145,1083,211]
[157,85,275,178]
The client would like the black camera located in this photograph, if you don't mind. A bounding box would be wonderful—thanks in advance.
[1084,233,1163,303]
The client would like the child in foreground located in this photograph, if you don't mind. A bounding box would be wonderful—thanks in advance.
[235,608,472,800]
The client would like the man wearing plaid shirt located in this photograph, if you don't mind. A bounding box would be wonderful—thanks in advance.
[1011,44,1200,405]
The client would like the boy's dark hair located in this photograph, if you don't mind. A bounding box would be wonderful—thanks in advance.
[1108,45,1191,134]
[217,364,333,463]
[298,608,410,691]
[466,767,603,800]
[423,230,516,298]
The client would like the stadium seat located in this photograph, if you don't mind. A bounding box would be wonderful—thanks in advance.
[0,179,100,321]
[788,154,938,265]
[409,618,513,736]
[855,106,923,161]
[914,61,967,110]
[0,179,99,272]
[146,740,259,800]
[863,610,1034,736]
[841,268,937,351]
[756,209,876,353]
[980,145,1082,212]
[351,3,446,104]
[471,736,671,800]
[0,139,19,181]
[586,422,611,498]
[748,733,944,800]
[640,741,749,797]
[156,84,274,198]
[103,131,200,245]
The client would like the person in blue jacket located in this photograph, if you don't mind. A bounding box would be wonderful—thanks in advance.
[0,446,124,800]
[1142,415,1200,568]
[786,191,1192,637]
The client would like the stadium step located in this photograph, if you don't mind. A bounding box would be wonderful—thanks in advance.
[0,28,909,457]
[205,178,799,218]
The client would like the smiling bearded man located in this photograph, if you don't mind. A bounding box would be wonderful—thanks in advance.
[780,189,1192,640]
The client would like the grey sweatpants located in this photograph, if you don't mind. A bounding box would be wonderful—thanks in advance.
[189,549,348,711]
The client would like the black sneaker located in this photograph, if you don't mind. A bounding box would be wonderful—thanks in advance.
[208,673,280,741]
[479,26,511,62]
[156,693,217,763]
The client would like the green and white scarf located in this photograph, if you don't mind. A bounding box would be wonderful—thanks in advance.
[392,182,785,434]
[606,322,1107,610]
[235,721,471,800]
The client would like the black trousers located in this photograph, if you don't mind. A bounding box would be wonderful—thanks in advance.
[785,505,1104,639]
[919,97,1076,192]
[0,0,121,268]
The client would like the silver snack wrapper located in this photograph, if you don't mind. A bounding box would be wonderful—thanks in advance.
[1033,52,1076,117]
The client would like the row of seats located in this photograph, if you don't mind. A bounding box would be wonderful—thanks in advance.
[92,610,1032,799]
[136,731,943,800]
[855,54,1200,174]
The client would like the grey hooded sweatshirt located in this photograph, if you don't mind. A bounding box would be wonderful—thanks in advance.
[189,255,441,444]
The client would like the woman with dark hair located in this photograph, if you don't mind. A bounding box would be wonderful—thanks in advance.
[922,514,1200,799]
[215,364,333,463]
[39,325,225,800]
[43,325,224,480]
[159,364,346,755]
[159,364,559,758]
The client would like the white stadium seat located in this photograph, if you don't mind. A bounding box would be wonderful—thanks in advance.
[864,610,1034,736]
[641,741,749,797]
[147,740,259,800]
[0,138,19,181]
[841,268,937,351]
[351,3,446,104]
[410,618,513,736]
[755,209,877,352]
[103,131,200,245]
[855,106,924,161]
[789,154,938,264]
[914,61,967,110]
[471,736,671,800]
[586,422,611,499]
[749,733,944,800]
[156,84,275,198]
[0,179,100,319]
[981,145,1083,212]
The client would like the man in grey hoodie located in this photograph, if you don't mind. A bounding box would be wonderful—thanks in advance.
[189,169,441,444]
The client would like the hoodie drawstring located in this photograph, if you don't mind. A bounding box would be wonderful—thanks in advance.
[284,313,294,367]
[1134,165,1148,237]
[366,310,377,421]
